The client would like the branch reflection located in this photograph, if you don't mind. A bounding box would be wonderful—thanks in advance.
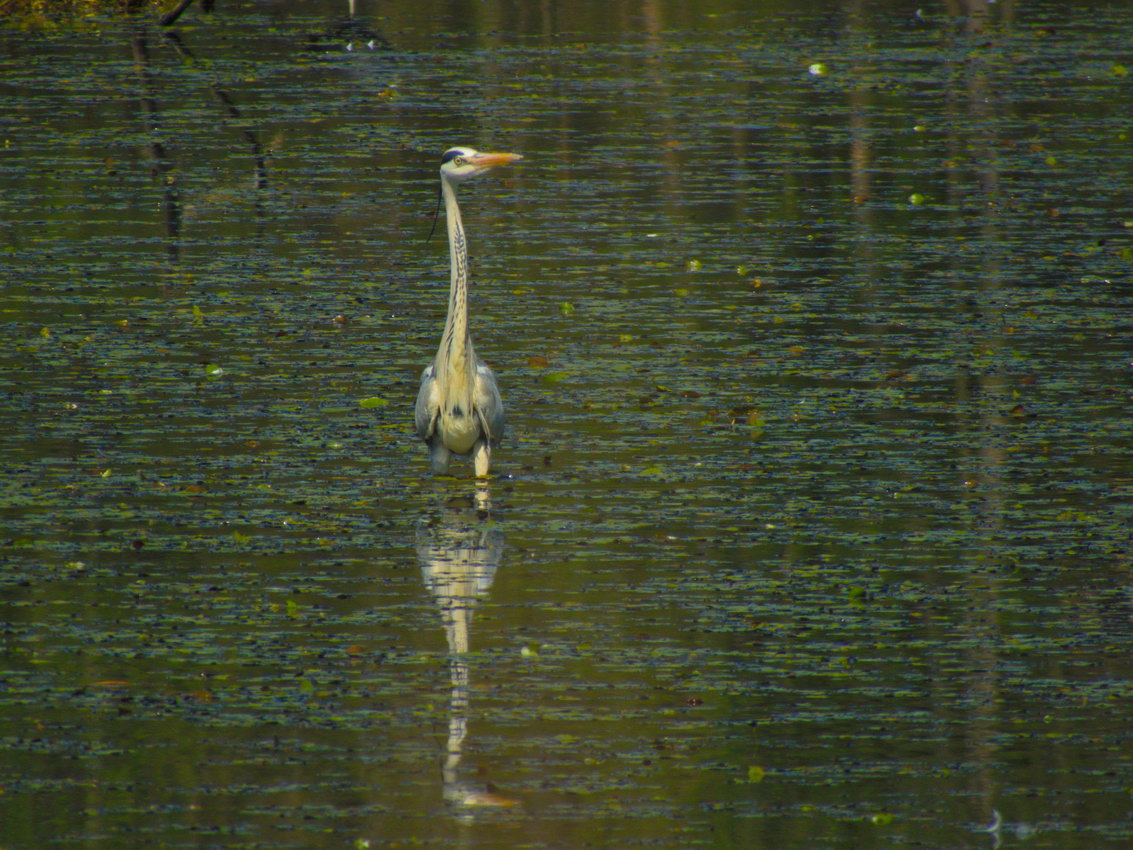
[130,32,181,264]
[129,20,270,269]
[416,483,518,813]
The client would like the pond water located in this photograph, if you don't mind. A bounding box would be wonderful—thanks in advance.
[1,0,1131,847]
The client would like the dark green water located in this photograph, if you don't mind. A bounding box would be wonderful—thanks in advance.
[1,0,1131,847]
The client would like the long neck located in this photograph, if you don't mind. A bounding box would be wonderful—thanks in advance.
[437,176,474,376]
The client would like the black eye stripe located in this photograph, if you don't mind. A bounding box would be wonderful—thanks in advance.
[440,149,463,164]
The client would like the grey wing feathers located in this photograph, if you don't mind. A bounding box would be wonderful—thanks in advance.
[475,362,505,446]
[414,364,439,441]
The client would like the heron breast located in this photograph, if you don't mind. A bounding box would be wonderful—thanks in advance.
[439,410,480,453]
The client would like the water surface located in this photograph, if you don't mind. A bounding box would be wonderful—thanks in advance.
[1,1,1131,847]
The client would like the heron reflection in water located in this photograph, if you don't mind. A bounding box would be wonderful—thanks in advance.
[415,147,522,478]
[417,488,517,810]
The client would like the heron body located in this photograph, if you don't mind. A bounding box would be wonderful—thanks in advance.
[415,147,521,477]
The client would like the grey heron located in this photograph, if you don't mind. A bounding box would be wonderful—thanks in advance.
[414,146,522,477]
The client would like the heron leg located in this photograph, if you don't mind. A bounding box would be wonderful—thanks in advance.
[472,440,491,478]
[429,442,452,474]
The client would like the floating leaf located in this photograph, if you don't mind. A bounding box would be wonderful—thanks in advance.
[527,355,549,368]
[559,301,575,315]
[359,396,389,409]
[747,765,766,783]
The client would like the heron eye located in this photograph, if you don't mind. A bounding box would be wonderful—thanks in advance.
[454,156,466,166]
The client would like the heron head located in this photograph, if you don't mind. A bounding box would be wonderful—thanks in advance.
[440,146,523,185]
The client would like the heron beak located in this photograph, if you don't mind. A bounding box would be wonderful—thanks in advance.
[470,151,523,170]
